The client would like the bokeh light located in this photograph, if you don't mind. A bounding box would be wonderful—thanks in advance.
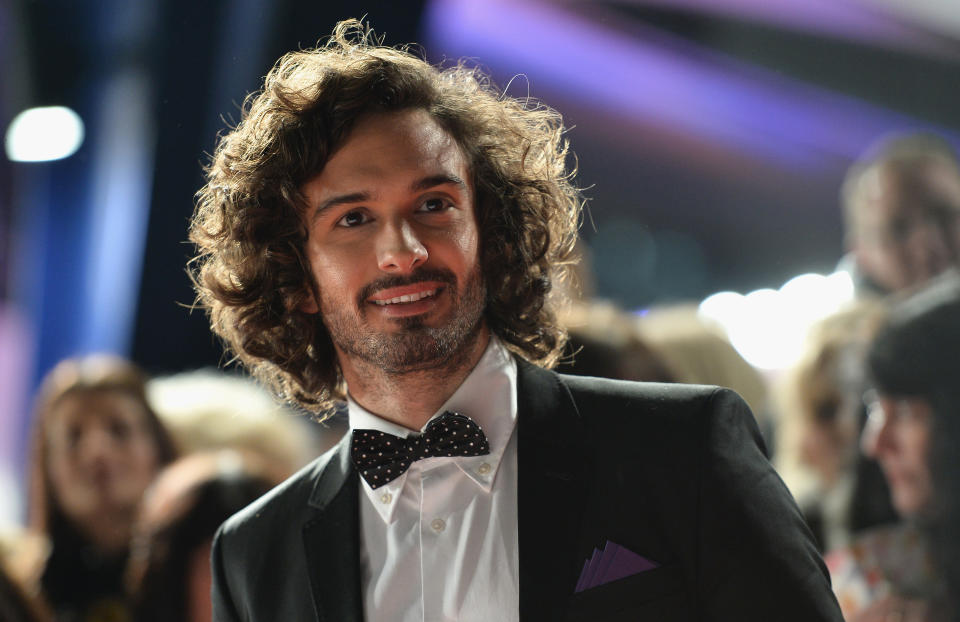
[698,270,855,370]
[5,106,85,162]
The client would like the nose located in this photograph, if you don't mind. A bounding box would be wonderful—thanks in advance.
[77,426,114,466]
[861,401,893,459]
[376,219,427,273]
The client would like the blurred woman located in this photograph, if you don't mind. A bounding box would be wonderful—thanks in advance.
[775,301,896,553]
[27,356,176,622]
[828,273,960,622]
[126,451,273,622]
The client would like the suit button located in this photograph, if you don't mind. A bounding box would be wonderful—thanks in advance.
[431,518,446,532]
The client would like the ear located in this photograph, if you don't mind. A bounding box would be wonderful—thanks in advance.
[298,296,319,314]
[295,277,321,314]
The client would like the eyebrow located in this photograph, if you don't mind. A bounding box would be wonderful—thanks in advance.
[310,173,469,223]
[311,191,372,223]
[412,173,468,193]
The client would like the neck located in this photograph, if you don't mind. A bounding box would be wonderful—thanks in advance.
[341,327,491,431]
[74,508,135,555]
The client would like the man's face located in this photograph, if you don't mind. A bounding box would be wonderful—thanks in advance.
[851,160,960,292]
[301,108,486,375]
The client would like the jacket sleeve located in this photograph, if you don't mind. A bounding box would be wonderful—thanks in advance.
[695,388,843,621]
[211,523,243,622]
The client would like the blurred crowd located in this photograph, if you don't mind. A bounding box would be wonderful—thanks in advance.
[1,130,958,621]
[1,359,346,622]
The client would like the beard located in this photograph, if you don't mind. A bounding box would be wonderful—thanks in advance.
[318,266,487,375]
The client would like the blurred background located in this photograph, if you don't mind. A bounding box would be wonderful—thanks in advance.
[2,0,960,524]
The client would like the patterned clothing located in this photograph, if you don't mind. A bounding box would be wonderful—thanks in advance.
[827,523,945,621]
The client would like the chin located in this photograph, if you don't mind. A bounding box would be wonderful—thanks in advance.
[891,492,925,520]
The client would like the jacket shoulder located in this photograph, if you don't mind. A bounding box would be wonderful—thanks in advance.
[554,372,766,454]
[558,373,723,402]
[558,373,747,422]
[218,441,341,542]
[211,438,357,621]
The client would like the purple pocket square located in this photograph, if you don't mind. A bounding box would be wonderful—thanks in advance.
[574,547,602,592]
[574,541,659,593]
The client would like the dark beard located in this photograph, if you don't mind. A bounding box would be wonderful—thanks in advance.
[320,267,486,375]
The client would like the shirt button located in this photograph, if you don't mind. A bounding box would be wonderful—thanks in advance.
[431,518,446,533]
[477,463,492,475]
[380,492,392,504]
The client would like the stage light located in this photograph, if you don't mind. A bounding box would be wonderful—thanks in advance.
[698,290,745,328]
[698,270,855,370]
[5,106,85,162]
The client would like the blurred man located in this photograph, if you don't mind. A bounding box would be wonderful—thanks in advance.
[190,19,842,622]
[842,133,960,296]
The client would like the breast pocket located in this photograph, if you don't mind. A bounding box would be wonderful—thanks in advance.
[564,565,690,622]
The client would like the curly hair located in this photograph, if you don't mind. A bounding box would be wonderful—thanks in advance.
[189,20,582,417]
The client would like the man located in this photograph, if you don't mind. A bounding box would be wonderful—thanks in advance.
[841,132,960,297]
[191,20,842,622]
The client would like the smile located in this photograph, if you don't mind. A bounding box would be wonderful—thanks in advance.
[372,289,438,306]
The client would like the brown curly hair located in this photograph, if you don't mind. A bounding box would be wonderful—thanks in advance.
[189,19,582,417]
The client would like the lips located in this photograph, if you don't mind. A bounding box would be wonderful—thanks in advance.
[366,281,446,306]
[372,288,438,306]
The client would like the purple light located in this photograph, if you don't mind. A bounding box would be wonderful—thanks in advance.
[0,304,33,522]
[607,0,960,60]
[425,0,960,170]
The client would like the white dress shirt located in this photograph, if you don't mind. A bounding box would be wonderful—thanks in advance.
[347,337,520,622]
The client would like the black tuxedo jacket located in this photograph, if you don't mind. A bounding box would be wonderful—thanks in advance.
[211,360,843,621]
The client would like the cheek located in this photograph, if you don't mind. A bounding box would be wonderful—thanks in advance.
[799,427,824,460]
[442,222,481,272]
[47,452,91,515]
[463,230,481,268]
[47,453,75,495]
[905,427,932,475]
[309,247,359,298]
[105,426,161,488]
[128,438,161,479]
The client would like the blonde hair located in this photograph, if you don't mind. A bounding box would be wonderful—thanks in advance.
[773,300,885,494]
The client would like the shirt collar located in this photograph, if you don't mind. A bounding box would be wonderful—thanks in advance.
[347,337,518,522]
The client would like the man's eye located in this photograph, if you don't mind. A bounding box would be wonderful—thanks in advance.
[337,210,369,227]
[418,198,450,213]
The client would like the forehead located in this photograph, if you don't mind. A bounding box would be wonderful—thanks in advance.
[303,108,470,200]
[48,390,146,427]
[858,161,960,214]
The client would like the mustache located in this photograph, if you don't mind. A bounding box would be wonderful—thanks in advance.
[355,268,458,306]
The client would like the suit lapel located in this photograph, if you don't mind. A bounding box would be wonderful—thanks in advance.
[516,361,591,620]
[302,433,365,622]
[297,362,590,622]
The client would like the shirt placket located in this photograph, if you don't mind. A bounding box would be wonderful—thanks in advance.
[419,462,457,622]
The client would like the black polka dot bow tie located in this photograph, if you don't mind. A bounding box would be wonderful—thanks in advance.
[351,411,490,489]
